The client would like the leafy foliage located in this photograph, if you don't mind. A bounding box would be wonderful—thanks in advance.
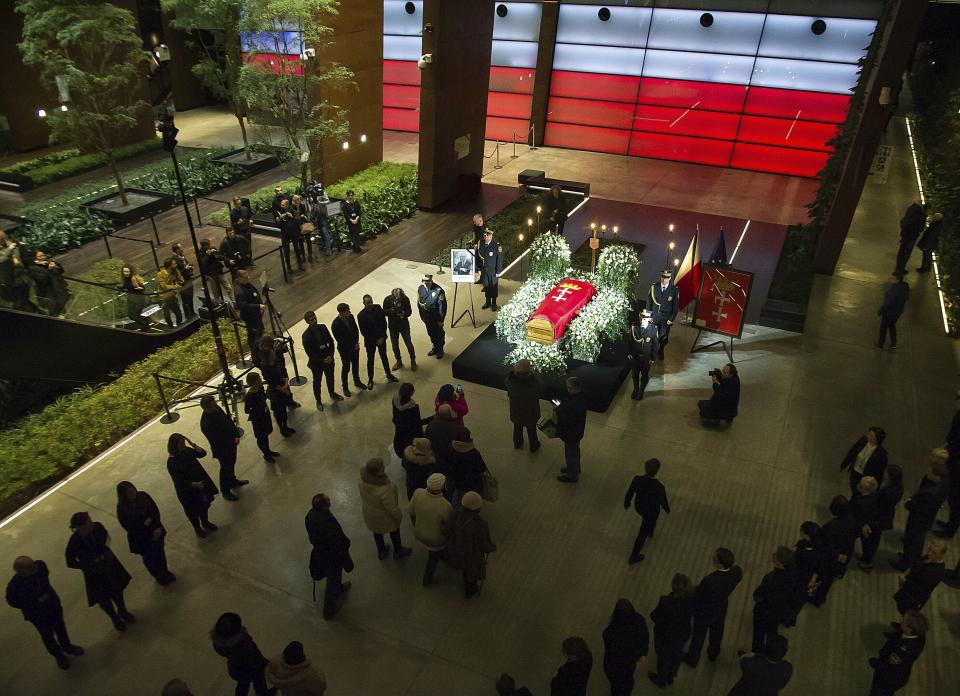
[16,0,152,205]
[0,326,241,518]
[0,138,162,187]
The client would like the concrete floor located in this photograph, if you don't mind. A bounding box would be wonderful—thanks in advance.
[1,116,958,696]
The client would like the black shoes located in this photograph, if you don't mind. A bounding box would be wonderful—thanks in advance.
[235,479,250,487]
[557,475,578,483]
[202,521,219,531]
[63,644,84,656]
[386,374,399,383]
[281,427,296,437]
[530,442,541,453]
[682,654,698,668]
[223,492,240,501]
[367,380,374,389]
[112,616,127,632]
[316,401,324,411]
[631,390,640,400]
[481,302,491,309]
[354,381,368,391]
[629,553,645,565]
[343,387,352,397]
[331,392,345,401]
[394,547,413,559]
[427,348,438,356]
[158,573,177,586]
[436,351,444,359]
[377,545,391,560]
[56,655,71,670]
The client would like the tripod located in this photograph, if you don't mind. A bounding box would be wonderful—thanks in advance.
[262,280,307,386]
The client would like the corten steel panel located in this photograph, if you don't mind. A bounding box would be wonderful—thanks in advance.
[730,142,829,178]
[417,0,495,209]
[315,0,384,185]
[628,131,735,167]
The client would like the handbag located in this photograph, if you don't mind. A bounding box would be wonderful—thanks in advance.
[300,222,316,234]
[481,470,499,502]
[537,410,559,439]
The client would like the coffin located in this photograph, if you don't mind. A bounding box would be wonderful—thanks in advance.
[526,279,597,345]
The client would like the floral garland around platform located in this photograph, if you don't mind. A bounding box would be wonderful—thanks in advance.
[495,238,640,373]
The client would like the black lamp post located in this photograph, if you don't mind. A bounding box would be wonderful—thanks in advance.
[160,121,238,408]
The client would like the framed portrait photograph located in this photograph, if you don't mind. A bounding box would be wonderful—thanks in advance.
[451,248,476,283]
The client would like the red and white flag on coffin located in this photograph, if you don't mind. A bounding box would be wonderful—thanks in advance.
[673,227,700,310]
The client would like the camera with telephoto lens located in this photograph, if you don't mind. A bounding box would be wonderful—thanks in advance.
[273,338,288,354]
[708,368,723,379]
[305,181,327,203]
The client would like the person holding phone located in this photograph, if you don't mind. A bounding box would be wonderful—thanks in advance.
[436,384,469,427]
[165,433,219,538]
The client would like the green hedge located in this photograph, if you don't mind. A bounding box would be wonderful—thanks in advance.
[1,138,163,187]
[10,149,246,253]
[206,161,418,238]
[0,327,241,518]
[910,79,960,331]
[766,224,819,306]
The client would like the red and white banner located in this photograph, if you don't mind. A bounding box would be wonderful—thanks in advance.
[693,264,754,339]
[526,279,597,345]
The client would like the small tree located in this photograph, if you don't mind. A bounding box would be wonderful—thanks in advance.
[161,0,252,158]
[17,0,150,206]
[239,0,353,185]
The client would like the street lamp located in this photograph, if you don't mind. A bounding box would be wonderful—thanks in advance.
[160,121,238,414]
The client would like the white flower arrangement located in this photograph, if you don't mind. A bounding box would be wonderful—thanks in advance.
[596,244,641,294]
[528,233,572,281]
[505,341,568,375]
[566,287,632,363]
[495,276,558,344]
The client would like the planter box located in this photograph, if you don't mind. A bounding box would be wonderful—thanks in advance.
[213,149,279,176]
[758,298,806,333]
[0,213,30,237]
[80,188,175,226]
[0,171,35,193]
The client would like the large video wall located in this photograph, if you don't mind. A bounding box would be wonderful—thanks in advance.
[383,1,878,179]
[382,1,540,141]
[545,4,875,177]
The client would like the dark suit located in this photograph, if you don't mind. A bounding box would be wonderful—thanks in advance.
[686,566,743,664]
[878,280,909,348]
[5,560,73,659]
[357,303,392,381]
[899,475,949,568]
[550,653,592,696]
[728,655,793,696]
[342,199,362,252]
[894,203,925,275]
[840,437,888,496]
[557,392,588,480]
[305,507,353,619]
[623,474,669,558]
[917,218,942,271]
[646,281,679,359]
[477,238,504,306]
[332,313,363,389]
[235,281,264,365]
[699,373,741,422]
[628,322,659,396]
[751,567,798,653]
[302,323,337,402]
[869,633,924,695]
[942,410,960,534]
[894,557,945,614]
[651,593,691,684]
[200,407,242,493]
[383,292,416,363]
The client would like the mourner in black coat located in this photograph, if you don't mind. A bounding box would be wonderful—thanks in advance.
[893,541,947,614]
[358,295,398,387]
[477,230,504,311]
[699,363,740,424]
[305,494,353,620]
[166,434,219,537]
[877,273,910,350]
[869,610,927,696]
[894,201,926,275]
[840,428,888,496]
[728,635,793,696]
[6,557,84,668]
[624,458,670,563]
[892,451,950,570]
[649,574,693,687]
[809,496,858,607]
[29,251,70,316]
[116,482,175,585]
[211,612,272,695]
[244,373,277,462]
[860,466,904,569]
[341,191,363,253]
[602,599,649,696]
[684,548,743,667]
[64,513,134,631]
[302,310,343,408]
[392,382,429,459]
[200,395,246,500]
[916,212,943,273]
[383,288,417,369]
[332,303,366,395]
[550,636,592,696]
[557,377,588,483]
[750,547,799,654]
[235,270,265,365]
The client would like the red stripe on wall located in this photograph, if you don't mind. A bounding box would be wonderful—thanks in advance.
[637,77,748,114]
[384,60,421,86]
[730,142,829,177]
[486,116,531,142]
[628,132,735,167]
[383,107,420,133]
[737,115,839,152]
[549,70,641,104]
[548,97,636,130]
[743,87,849,124]
[544,122,631,155]
[488,93,534,120]
[383,84,421,110]
[632,104,741,140]
[490,66,536,95]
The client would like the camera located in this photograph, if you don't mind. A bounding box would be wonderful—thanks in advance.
[274,338,288,354]
[708,368,723,379]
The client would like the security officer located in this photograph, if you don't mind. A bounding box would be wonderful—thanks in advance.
[627,309,659,400]
[646,269,679,361]
[417,274,447,358]
[477,229,504,311]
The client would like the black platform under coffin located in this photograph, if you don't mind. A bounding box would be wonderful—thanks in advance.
[451,324,630,413]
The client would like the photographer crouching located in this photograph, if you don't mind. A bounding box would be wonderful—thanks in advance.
[698,364,740,427]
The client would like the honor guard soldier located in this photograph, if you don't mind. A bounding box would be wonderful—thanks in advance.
[628,309,660,400]
[646,269,679,361]
[477,230,504,311]
[418,274,447,358]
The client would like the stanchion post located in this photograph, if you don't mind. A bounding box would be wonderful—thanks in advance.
[231,319,253,368]
[149,240,160,270]
[285,336,307,386]
[154,373,180,424]
[193,196,202,226]
[149,215,163,247]
[103,234,113,259]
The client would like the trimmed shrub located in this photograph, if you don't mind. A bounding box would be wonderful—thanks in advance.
[1,137,163,187]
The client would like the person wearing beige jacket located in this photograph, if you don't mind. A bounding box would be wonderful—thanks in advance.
[266,641,327,695]
[358,458,412,560]
[409,473,453,586]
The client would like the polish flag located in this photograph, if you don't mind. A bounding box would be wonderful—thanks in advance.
[673,227,700,310]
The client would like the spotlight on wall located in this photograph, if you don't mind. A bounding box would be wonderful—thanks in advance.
[60,105,68,112]
[37,108,46,118]
[404,1,415,15]
[700,13,714,28]
[342,141,349,150]
[811,19,827,35]
[360,134,367,143]
[496,4,508,18]
[598,7,611,22]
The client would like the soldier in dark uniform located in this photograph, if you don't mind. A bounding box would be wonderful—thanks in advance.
[646,269,679,361]
[477,229,504,311]
[869,609,927,696]
[418,274,447,358]
[341,190,363,253]
[627,309,659,400]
